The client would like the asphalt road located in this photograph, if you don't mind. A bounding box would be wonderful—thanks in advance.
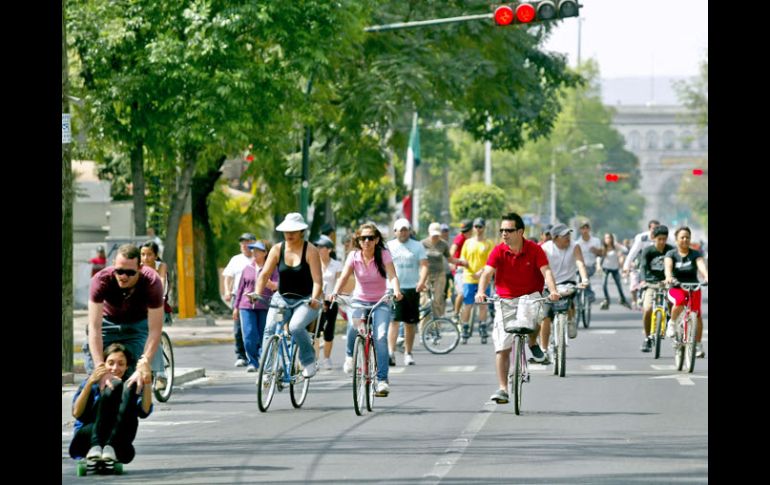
[61,283,708,484]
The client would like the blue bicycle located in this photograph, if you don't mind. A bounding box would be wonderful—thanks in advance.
[250,293,315,412]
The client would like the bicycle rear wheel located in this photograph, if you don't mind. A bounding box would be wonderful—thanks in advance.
[653,311,663,360]
[422,318,460,354]
[557,314,566,378]
[511,336,524,415]
[352,336,366,416]
[257,336,280,412]
[365,338,377,412]
[289,343,310,408]
[684,313,697,373]
[153,331,175,402]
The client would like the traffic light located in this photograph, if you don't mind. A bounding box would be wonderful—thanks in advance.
[494,1,581,26]
[604,173,619,183]
[692,169,704,176]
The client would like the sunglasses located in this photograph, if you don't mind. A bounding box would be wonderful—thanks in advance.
[474,225,485,228]
[115,268,138,276]
[499,228,519,234]
[358,235,377,242]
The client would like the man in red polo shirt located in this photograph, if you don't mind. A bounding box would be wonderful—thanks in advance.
[476,212,560,404]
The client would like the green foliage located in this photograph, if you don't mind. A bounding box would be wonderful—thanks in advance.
[450,183,506,222]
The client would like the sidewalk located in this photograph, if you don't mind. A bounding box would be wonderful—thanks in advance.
[62,310,235,389]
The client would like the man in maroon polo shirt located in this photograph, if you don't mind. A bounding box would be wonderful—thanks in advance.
[476,212,560,404]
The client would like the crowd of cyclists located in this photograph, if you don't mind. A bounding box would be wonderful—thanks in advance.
[70,211,708,465]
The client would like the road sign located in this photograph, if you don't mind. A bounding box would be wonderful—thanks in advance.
[62,113,72,144]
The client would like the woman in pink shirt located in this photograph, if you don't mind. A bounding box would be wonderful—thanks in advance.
[332,223,402,396]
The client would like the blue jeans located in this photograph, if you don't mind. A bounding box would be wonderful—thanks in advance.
[83,319,163,375]
[580,266,597,302]
[239,308,268,367]
[346,300,392,382]
[262,294,319,367]
[602,269,627,303]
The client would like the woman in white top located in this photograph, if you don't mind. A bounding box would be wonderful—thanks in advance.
[314,236,342,370]
[599,233,630,309]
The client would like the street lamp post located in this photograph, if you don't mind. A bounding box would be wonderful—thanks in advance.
[550,143,604,224]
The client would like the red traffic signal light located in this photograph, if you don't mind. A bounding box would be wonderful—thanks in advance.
[494,5,514,25]
[516,3,536,23]
[692,169,704,176]
[605,173,619,183]
[494,1,581,26]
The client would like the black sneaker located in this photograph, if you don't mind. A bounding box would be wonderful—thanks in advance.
[529,344,547,363]
[489,389,509,404]
[640,337,652,352]
[461,324,470,339]
[388,352,396,366]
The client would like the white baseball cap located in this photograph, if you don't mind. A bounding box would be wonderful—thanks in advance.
[393,218,411,231]
[428,222,442,237]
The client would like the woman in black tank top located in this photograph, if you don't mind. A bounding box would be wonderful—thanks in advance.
[252,213,323,373]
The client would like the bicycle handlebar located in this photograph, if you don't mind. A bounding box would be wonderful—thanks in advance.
[484,295,549,304]
[333,291,393,313]
[246,292,319,309]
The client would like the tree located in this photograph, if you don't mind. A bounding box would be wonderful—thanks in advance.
[450,183,506,222]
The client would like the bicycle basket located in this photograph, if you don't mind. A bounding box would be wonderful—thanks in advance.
[497,296,543,334]
[551,297,572,313]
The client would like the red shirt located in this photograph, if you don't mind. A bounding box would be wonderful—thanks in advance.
[486,239,549,298]
[452,233,467,259]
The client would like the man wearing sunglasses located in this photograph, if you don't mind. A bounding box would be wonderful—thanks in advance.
[476,213,560,404]
[86,244,165,393]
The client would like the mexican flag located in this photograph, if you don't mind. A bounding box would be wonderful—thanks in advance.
[403,112,420,191]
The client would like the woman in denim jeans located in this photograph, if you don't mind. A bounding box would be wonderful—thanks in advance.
[331,223,402,396]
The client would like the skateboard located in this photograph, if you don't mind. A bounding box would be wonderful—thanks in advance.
[76,456,123,476]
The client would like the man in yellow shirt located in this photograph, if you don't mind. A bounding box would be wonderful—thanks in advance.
[459,218,495,342]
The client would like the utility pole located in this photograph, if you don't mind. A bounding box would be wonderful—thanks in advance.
[62,0,74,373]
[484,117,492,185]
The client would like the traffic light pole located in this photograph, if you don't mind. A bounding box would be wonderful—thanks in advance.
[365,13,493,32]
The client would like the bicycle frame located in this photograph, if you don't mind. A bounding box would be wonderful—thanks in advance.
[647,282,669,359]
[672,282,706,373]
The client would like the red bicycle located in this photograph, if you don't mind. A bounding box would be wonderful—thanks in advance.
[671,282,707,373]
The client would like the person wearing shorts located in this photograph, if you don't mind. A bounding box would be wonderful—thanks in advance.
[459,218,495,340]
[387,218,428,366]
[476,213,560,404]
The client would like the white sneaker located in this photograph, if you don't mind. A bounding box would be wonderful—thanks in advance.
[568,318,577,339]
[101,445,117,463]
[404,353,415,365]
[246,364,258,373]
[343,356,353,375]
[234,358,247,367]
[86,445,102,461]
[302,362,318,378]
[323,358,333,370]
[375,381,390,396]
[665,320,676,338]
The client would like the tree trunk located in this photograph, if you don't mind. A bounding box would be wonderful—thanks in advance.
[62,0,73,372]
[130,139,147,236]
[192,157,228,314]
[162,148,198,306]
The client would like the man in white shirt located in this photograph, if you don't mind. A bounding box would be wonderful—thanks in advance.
[622,220,660,309]
[222,232,256,367]
[576,221,602,303]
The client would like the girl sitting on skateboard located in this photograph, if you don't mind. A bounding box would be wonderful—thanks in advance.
[69,343,153,465]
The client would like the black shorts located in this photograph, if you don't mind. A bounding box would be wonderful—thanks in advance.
[393,288,420,324]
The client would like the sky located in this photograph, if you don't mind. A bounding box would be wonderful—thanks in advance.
[542,0,708,78]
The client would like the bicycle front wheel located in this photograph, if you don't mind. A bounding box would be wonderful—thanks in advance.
[653,311,663,359]
[556,314,566,378]
[352,336,366,416]
[153,331,175,402]
[365,338,377,412]
[684,313,697,373]
[422,318,460,354]
[290,343,310,408]
[511,336,524,415]
[583,296,591,328]
[257,336,280,412]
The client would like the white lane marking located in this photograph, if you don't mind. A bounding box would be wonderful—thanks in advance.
[423,402,496,484]
[586,329,617,334]
[142,420,219,426]
[583,365,617,371]
[389,367,406,374]
[443,366,477,372]
[650,374,708,386]
[651,364,676,370]
[310,380,349,390]
[528,364,548,371]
